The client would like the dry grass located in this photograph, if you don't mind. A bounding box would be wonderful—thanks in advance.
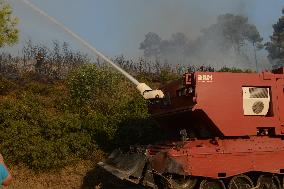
[4,148,143,189]
[5,159,145,189]
[5,150,106,189]
[6,160,97,189]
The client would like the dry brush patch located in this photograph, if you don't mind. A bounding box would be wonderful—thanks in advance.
[6,148,105,189]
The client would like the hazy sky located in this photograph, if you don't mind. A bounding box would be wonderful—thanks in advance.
[6,0,284,58]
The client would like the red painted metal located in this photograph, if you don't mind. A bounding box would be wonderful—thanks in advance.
[100,68,284,184]
[149,69,284,136]
[146,68,284,179]
[148,137,284,178]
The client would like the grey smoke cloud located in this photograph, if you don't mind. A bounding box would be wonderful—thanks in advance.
[5,0,284,65]
[136,0,283,70]
[133,0,282,41]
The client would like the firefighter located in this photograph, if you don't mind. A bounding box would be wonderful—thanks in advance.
[35,52,44,74]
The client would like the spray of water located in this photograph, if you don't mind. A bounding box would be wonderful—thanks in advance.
[19,0,140,86]
[19,0,165,99]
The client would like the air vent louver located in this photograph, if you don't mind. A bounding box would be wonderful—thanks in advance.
[252,101,265,114]
[242,87,270,116]
[249,88,269,98]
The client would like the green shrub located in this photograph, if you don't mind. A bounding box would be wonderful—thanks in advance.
[0,76,16,95]
[66,65,160,151]
[24,81,53,95]
[0,64,164,171]
[160,67,179,84]
[67,65,124,108]
[0,94,96,170]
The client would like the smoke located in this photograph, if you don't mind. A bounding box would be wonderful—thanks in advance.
[8,0,284,70]
[139,13,266,70]
[135,0,283,70]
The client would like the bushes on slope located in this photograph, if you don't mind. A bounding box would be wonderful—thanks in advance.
[0,65,162,170]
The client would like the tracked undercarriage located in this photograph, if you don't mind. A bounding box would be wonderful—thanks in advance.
[99,136,284,189]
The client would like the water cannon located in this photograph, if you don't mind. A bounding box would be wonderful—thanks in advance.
[21,0,164,100]
[136,83,164,99]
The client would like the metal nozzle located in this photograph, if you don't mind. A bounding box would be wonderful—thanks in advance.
[136,83,165,100]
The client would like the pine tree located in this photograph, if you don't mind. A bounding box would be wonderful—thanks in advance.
[0,1,19,47]
[266,8,284,68]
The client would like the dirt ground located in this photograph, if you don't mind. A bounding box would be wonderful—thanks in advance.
[5,160,145,189]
